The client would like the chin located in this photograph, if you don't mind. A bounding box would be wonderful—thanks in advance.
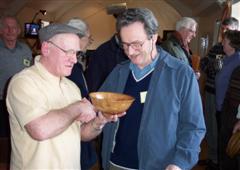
[130,55,141,62]
[66,71,72,76]
[64,69,72,76]
[130,58,140,65]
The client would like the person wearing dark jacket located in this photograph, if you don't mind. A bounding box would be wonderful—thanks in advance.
[84,28,128,170]
[215,30,240,170]
[161,17,200,79]
[200,17,239,170]
[67,18,97,170]
[85,34,128,92]
[220,66,240,170]
[161,17,197,66]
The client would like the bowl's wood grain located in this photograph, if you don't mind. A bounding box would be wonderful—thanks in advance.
[89,92,135,115]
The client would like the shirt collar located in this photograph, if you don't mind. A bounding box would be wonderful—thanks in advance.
[0,38,21,51]
[129,53,159,81]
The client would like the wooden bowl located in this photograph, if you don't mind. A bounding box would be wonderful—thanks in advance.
[89,92,135,115]
[226,131,240,158]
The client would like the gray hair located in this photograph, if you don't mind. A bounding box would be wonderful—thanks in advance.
[116,8,159,39]
[176,17,197,31]
[222,17,239,30]
[67,18,89,38]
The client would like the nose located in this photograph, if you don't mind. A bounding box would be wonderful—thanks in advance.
[69,54,78,64]
[193,32,196,38]
[222,41,224,46]
[125,45,136,56]
[8,27,16,33]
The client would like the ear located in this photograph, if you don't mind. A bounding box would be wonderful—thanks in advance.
[41,42,49,56]
[152,34,158,44]
[17,27,21,36]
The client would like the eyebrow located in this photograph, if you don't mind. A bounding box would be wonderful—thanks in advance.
[47,41,81,52]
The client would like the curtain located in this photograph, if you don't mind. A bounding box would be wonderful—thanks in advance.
[217,0,232,42]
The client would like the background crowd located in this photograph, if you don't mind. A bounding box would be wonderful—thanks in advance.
[1,6,240,170]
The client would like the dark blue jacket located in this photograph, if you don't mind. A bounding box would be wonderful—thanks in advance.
[85,35,128,92]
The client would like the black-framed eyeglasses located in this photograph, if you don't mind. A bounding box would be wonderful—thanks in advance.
[47,41,82,58]
[121,40,147,50]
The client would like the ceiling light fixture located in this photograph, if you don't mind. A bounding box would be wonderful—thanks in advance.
[39,10,47,15]
[31,9,47,23]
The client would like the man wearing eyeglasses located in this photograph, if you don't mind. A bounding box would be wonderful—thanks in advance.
[6,23,121,169]
[100,8,205,170]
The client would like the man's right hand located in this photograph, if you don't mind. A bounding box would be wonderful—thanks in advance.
[76,98,96,123]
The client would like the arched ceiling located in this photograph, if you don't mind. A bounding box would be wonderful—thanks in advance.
[165,0,224,17]
[0,0,227,18]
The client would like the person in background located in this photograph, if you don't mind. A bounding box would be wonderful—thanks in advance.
[0,15,32,138]
[221,65,240,170]
[199,17,239,170]
[66,18,97,170]
[161,17,197,67]
[84,14,128,169]
[67,18,92,99]
[215,30,240,170]
[85,33,128,92]
[6,23,121,169]
[100,8,206,170]
[85,15,128,92]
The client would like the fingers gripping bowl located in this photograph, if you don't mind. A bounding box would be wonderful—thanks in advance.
[89,92,135,115]
[226,131,240,158]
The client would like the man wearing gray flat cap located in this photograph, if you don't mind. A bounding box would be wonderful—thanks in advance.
[6,23,121,169]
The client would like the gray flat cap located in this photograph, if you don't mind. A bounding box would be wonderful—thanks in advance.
[39,23,80,43]
[67,18,88,37]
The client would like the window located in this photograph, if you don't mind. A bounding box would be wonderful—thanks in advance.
[232,1,240,28]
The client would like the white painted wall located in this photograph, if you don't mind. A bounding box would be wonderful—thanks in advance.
[232,1,240,28]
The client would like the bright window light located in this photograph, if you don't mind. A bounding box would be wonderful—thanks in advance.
[232,1,240,29]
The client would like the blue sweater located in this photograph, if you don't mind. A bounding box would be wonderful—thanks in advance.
[215,51,240,111]
[100,47,206,170]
